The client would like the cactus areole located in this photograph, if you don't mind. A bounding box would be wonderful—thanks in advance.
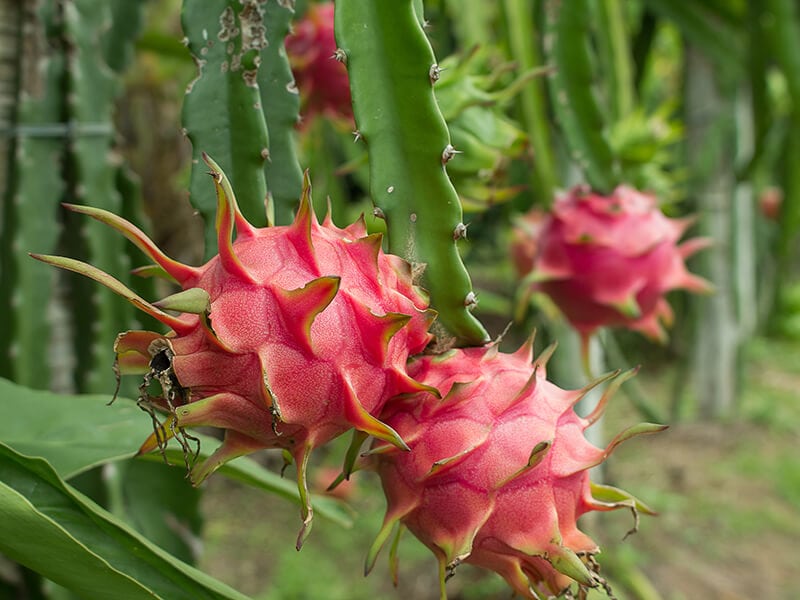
[32,155,435,548]
[520,185,712,345]
[285,2,353,123]
[367,341,663,599]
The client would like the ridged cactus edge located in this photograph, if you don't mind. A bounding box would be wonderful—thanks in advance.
[335,0,489,346]
[181,0,271,257]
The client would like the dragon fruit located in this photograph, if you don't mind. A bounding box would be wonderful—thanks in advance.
[366,340,663,599]
[285,2,352,123]
[516,185,712,345]
[32,155,434,547]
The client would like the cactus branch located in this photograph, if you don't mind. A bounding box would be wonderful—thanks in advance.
[181,0,270,257]
[258,0,303,226]
[335,0,489,346]
[544,0,618,193]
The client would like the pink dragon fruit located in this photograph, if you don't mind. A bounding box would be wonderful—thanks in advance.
[366,340,663,598]
[517,185,712,345]
[285,2,352,123]
[32,155,433,547]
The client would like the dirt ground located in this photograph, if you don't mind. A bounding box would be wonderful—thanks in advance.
[599,421,800,600]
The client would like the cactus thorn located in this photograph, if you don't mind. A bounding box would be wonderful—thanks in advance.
[429,63,442,83]
[352,130,363,143]
[464,291,478,308]
[373,207,386,220]
[441,144,461,164]
[453,222,468,241]
[332,48,347,64]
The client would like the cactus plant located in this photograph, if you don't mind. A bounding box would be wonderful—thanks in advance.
[335,0,489,346]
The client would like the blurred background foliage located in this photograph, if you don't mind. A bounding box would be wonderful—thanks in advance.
[0,0,799,598]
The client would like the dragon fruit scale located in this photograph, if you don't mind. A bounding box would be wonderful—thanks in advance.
[366,340,664,599]
[516,185,712,346]
[32,155,435,547]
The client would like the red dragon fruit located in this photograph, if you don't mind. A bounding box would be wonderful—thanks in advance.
[285,2,352,122]
[366,340,663,599]
[32,155,433,547]
[516,185,712,346]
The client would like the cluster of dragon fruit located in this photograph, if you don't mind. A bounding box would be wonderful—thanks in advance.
[32,7,712,600]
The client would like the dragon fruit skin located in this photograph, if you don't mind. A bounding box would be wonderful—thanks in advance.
[285,2,353,122]
[367,342,662,599]
[521,185,712,343]
[33,155,433,547]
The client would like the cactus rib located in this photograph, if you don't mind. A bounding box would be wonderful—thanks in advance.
[335,0,489,346]
[181,0,270,257]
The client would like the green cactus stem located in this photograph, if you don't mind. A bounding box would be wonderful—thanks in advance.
[258,0,303,226]
[594,0,634,122]
[0,1,64,387]
[544,0,618,193]
[65,0,136,393]
[181,0,270,257]
[502,0,557,203]
[335,0,489,346]
[102,0,145,73]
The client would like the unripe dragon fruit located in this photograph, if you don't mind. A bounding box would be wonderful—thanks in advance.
[32,155,433,547]
[516,185,712,345]
[285,2,352,122]
[366,341,663,599]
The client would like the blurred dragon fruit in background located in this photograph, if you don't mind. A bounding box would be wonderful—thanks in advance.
[285,2,353,123]
[513,185,712,344]
[366,341,663,598]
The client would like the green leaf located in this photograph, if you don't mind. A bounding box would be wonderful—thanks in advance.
[0,378,152,479]
[138,441,354,530]
[0,378,352,526]
[118,460,204,564]
[0,443,249,600]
